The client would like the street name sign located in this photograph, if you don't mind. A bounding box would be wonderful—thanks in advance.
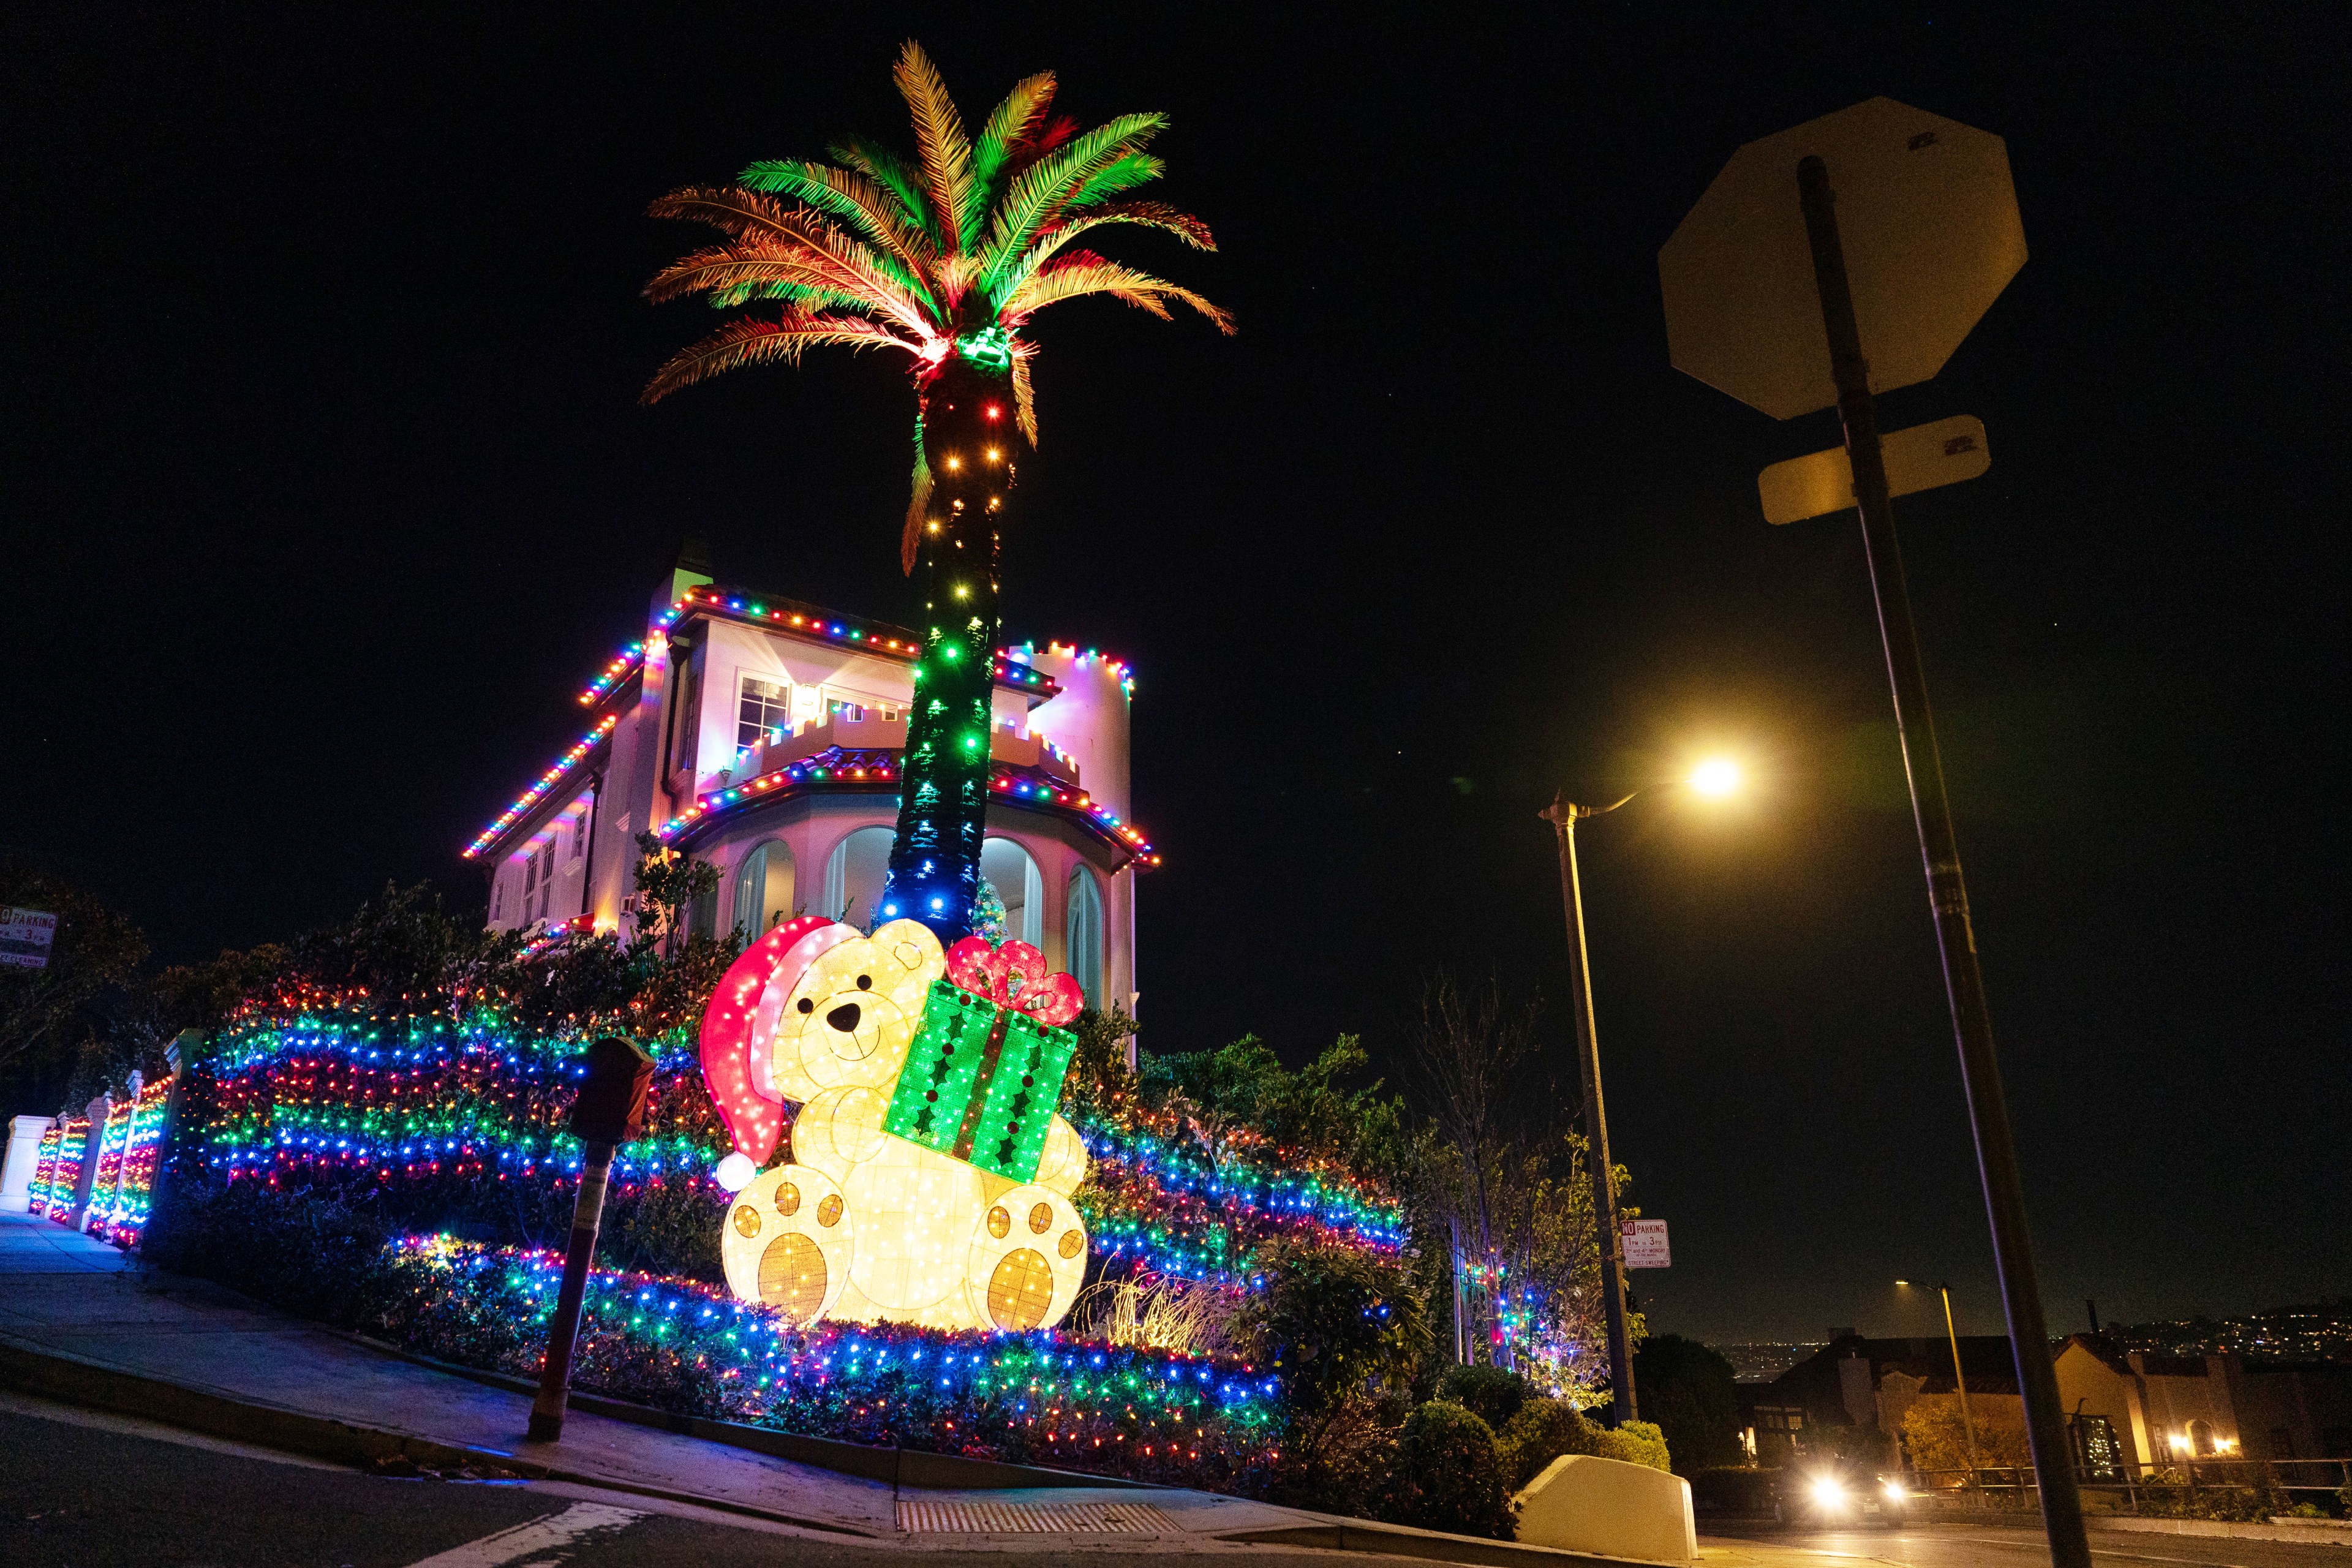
[1623,1218,1670,1269]
[1759,414,1989,524]
[1,907,58,970]
[1660,97,2027,421]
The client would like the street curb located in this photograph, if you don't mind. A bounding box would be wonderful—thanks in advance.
[0,1335,877,1537]
[336,1330,1161,1494]
[1218,1524,1631,1566]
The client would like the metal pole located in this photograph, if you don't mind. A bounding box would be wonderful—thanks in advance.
[529,1139,617,1441]
[1798,153,2089,1568]
[1942,1282,1983,1488]
[1542,793,1637,1425]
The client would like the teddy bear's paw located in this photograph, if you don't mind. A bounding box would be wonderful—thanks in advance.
[1031,1115,1090,1197]
[719,1164,854,1326]
[965,1185,1088,1332]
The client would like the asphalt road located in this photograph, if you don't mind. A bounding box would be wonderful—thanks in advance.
[6,1392,2343,1568]
[0,1395,1330,1568]
[1700,1523,2351,1568]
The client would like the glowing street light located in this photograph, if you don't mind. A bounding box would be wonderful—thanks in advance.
[1540,758,1745,1426]
[1688,758,1743,797]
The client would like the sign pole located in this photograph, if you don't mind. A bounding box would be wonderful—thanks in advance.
[527,1036,654,1443]
[1796,153,2089,1568]
[1542,794,1637,1426]
[529,1139,616,1441]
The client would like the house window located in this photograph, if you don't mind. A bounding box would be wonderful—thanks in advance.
[670,645,703,778]
[823,690,900,724]
[980,837,1043,948]
[738,676,793,751]
[731,840,796,935]
[1065,867,1104,1011]
[571,801,590,860]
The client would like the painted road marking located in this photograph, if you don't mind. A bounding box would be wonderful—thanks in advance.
[401,1502,645,1567]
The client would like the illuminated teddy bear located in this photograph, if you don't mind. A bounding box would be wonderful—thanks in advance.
[699,915,1091,1332]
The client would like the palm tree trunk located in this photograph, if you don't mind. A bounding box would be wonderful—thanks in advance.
[880,352,1018,941]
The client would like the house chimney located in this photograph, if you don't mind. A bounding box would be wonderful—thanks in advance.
[2087,1298,2100,1333]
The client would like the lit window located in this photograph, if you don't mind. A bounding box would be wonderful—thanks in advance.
[738,676,793,751]
[1065,867,1104,1011]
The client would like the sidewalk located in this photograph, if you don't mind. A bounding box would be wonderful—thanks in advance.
[0,1213,1619,1563]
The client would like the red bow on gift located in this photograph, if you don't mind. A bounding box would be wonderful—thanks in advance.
[944,936,1085,1027]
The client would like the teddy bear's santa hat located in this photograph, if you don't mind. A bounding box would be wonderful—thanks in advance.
[698,913,857,1191]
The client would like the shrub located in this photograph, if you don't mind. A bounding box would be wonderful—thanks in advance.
[1439,1363,1534,1431]
[1390,1401,1517,1539]
[1497,1396,1609,1488]
[1605,1419,1673,1474]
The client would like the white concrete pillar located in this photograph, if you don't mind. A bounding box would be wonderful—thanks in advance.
[1,1114,53,1213]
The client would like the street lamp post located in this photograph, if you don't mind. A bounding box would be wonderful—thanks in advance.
[1902,1278,1983,1488]
[1541,790,1639,1427]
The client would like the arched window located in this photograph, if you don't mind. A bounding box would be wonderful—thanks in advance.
[1065,866,1104,1011]
[731,840,796,935]
[979,837,1044,948]
[2188,1420,2215,1457]
[823,827,894,929]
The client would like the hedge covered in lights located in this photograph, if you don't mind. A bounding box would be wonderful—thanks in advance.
[146,972,1415,1490]
[369,1236,1284,1487]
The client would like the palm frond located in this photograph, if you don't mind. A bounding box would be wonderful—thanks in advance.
[829,135,935,239]
[644,243,870,311]
[640,313,923,405]
[1003,251,1235,335]
[976,112,1167,288]
[973,71,1057,227]
[901,436,932,575]
[737,158,938,300]
[894,40,975,254]
[1010,339,1039,447]
[646,189,942,339]
[1069,151,1166,208]
[989,201,1215,308]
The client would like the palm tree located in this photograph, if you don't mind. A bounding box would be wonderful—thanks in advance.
[644,41,1229,943]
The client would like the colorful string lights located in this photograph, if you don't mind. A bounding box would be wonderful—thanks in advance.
[461,714,618,860]
[379,1235,1283,1488]
[657,752,1158,868]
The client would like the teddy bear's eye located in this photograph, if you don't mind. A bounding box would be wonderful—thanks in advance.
[856,974,872,990]
[796,998,815,1014]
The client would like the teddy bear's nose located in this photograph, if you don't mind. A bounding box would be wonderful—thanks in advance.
[826,1001,863,1033]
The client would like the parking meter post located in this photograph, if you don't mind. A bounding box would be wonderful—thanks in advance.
[1796,153,2089,1568]
[529,1138,616,1441]
[527,1036,653,1444]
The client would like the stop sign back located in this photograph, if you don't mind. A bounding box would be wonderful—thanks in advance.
[1660,97,2027,420]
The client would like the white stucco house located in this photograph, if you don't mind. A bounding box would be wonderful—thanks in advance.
[466,549,1150,1018]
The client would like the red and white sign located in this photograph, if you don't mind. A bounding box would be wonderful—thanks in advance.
[1623,1218,1671,1269]
[1,907,58,970]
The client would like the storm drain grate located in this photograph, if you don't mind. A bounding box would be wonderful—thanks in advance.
[897,1499,1180,1534]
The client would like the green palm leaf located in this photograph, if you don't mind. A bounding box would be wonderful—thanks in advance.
[737,158,940,304]
[989,200,1215,310]
[972,70,1057,222]
[975,112,1166,290]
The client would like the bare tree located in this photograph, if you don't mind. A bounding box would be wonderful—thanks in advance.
[1407,972,1544,1368]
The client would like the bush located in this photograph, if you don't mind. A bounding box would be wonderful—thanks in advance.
[1606,1420,1673,1474]
[1439,1364,1534,1431]
[1390,1401,1517,1539]
[1496,1396,1609,1488]
[1494,1399,1673,1488]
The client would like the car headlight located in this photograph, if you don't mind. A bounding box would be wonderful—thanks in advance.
[1882,1479,1909,1501]
[1809,1476,1848,1509]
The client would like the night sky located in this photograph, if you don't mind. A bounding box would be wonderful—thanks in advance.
[6,6,2344,1345]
